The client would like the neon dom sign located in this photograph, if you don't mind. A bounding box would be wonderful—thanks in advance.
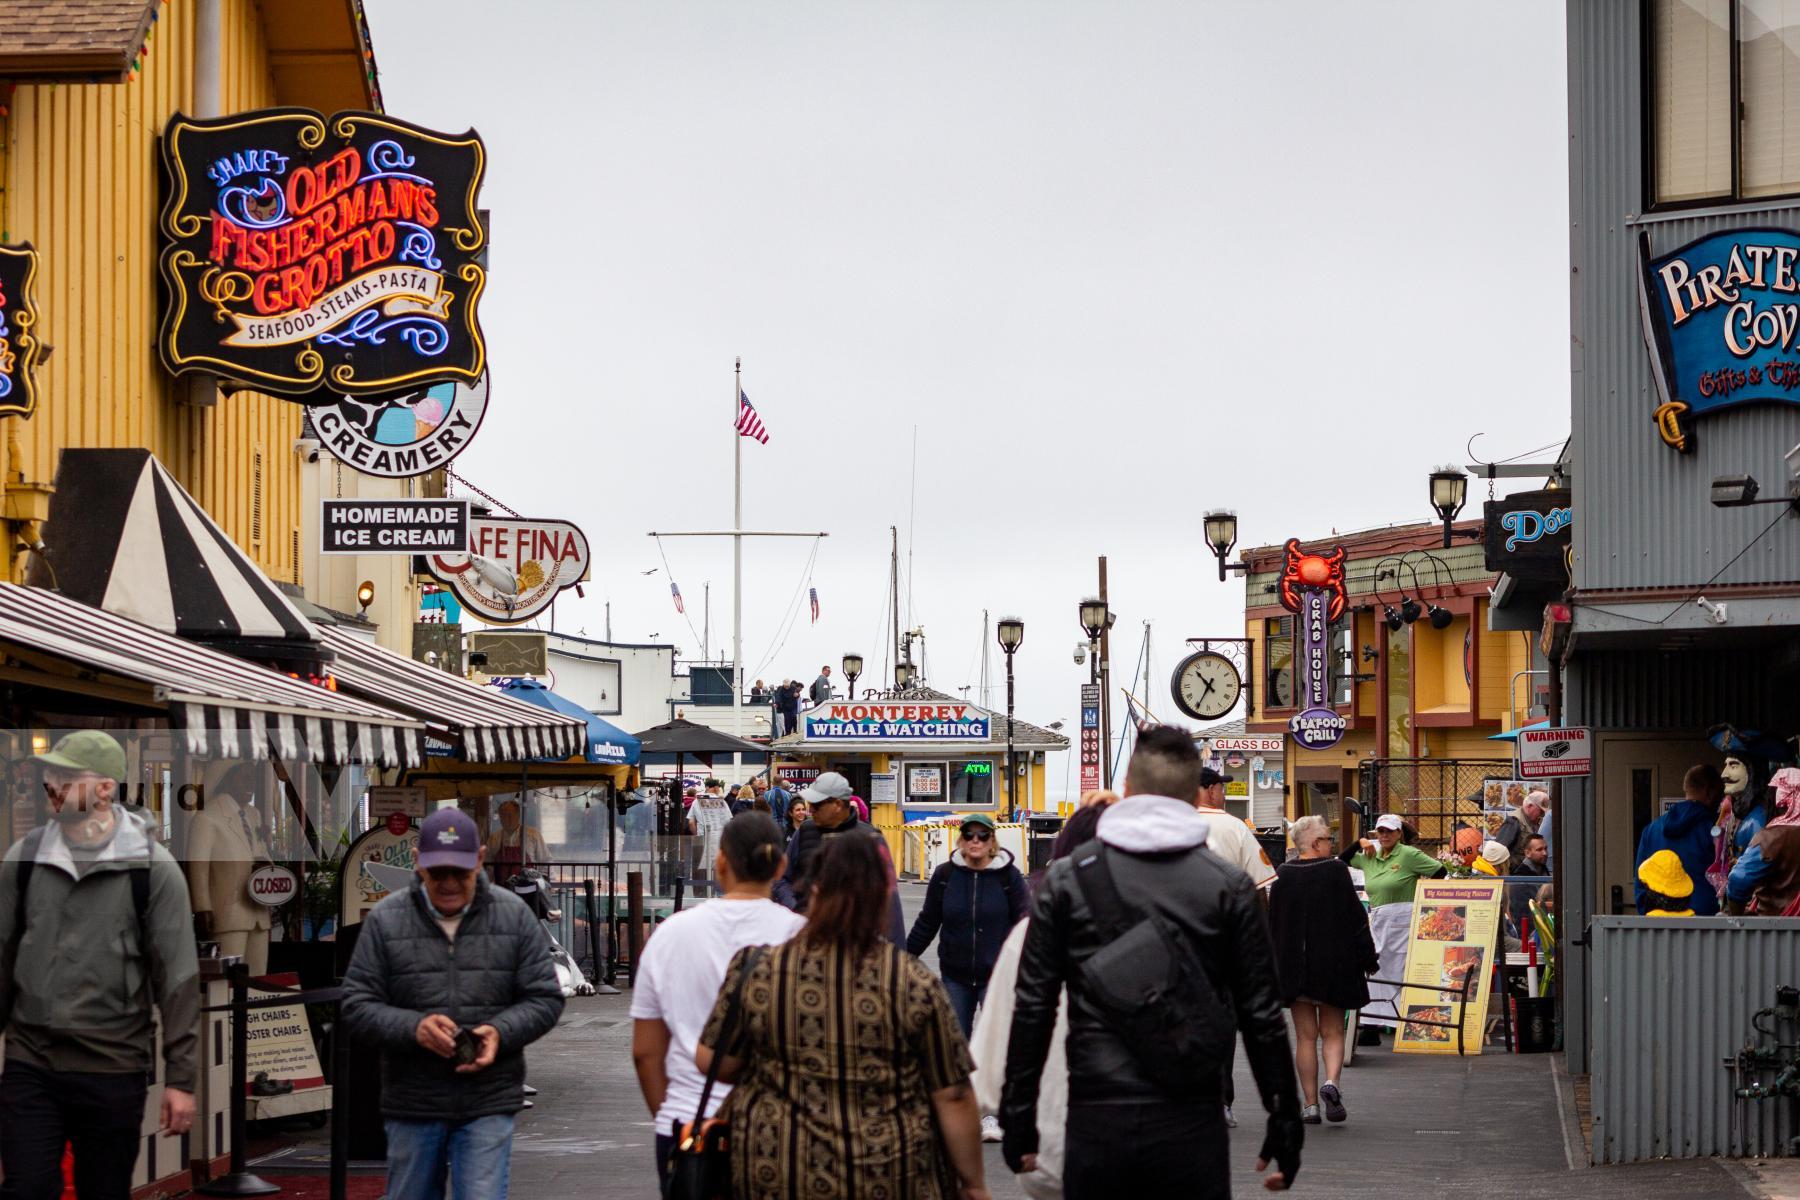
[158,109,488,399]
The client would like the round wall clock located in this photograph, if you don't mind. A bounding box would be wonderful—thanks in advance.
[1172,651,1243,721]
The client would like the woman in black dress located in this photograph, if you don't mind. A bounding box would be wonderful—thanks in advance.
[1268,815,1378,1125]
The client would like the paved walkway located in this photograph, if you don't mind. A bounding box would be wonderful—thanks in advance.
[254,882,1775,1197]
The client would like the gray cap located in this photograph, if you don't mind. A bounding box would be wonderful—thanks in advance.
[799,771,852,803]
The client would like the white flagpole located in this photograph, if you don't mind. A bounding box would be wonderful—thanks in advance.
[732,357,744,784]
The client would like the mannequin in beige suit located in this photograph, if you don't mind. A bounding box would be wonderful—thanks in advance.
[186,763,272,974]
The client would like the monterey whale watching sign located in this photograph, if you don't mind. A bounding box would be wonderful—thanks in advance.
[799,701,993,742]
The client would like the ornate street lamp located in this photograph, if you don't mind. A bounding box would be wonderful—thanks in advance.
[1203,510,1245,582]
[842,652,863,699]
[1078,598,1107,684]
[997,617,1024,818]
[1429,467,1468,549]
[894,658,914,693]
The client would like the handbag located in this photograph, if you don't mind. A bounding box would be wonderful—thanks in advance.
[665,945,768,1200]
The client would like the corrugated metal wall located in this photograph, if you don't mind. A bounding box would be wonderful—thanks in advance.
[1569,2,1800,592]
[0,0,301,584]
[1576,647,1799,730]
[1591,917,1800,1163]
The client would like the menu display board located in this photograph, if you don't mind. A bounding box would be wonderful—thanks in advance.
[1393,878,1504,1055]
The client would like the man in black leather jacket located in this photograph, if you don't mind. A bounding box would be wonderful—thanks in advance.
[1001,725,1302,1197]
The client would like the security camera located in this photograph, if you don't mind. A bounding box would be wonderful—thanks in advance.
[292,436,321,463]
[1073,642,1087,666]
[1696,596,1729,625]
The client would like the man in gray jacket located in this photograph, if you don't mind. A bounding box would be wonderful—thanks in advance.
[341,807,563,1200]
[0,730,200,1200]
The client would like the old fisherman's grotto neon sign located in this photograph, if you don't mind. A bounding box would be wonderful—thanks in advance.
[1640,228,1800,452]
[158,109,488,399]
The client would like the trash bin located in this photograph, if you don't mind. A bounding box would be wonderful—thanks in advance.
[1514,997,1556,1053]
[1026,814,1065,873]
[1255,830,1289,868]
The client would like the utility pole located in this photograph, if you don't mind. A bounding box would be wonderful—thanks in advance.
[1099,555,1114,786]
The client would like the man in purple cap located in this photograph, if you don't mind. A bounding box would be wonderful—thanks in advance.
[341,808,564,1200]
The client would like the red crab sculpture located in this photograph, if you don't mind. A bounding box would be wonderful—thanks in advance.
[1277,538,1348,621]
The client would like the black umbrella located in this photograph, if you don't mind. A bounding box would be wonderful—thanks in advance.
[632,717,767,757]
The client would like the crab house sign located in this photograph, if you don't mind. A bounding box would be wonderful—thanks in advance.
[1279,539,1348,750]
[158,109,488,399]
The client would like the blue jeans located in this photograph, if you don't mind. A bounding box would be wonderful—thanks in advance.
[385,1114,515,1200]
[942,976,988,1037]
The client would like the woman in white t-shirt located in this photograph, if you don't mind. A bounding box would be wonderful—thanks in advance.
[631,812,804,1188]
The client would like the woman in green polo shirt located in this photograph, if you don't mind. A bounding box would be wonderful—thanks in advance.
[1341,813,1444,1033]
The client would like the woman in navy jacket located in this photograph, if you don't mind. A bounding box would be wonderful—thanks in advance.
[906,812,1029,1035]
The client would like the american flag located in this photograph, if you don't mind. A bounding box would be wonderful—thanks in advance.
[809,587,820,624]
[670,581,685,614]
[736,389,769,444]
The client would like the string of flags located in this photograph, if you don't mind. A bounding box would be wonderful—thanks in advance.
[671,581,685,614]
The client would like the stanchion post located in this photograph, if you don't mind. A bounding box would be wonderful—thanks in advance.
[197,959,279,1196]
[627,870,645,987]
[585,878,605,983]
[329,1004,349,1200]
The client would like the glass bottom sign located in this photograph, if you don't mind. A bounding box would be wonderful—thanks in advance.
[1518,726,1591,778]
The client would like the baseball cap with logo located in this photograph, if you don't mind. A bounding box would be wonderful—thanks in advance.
[799,771,853,804]
[32,730,126,781]
[418,808,481,871]
[1373,813,1405,832]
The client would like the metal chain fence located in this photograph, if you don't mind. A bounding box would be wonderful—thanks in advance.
[1358,757,1517,859]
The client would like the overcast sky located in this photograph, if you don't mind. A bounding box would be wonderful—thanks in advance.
[367,1,1570,796]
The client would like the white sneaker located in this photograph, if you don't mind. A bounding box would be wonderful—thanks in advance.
[981,1114,1003,1142]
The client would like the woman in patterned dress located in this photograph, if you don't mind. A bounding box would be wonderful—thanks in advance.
[698,834,991,1200]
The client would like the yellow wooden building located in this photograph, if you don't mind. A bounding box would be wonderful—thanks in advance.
[0,0,381,616]
[1237,520,1542,834]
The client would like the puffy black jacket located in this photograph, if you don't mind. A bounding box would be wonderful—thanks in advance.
[906,848,1028,987]
[773,813,906,944]
[340,875,564,1121]
[1002,830,1299,1144]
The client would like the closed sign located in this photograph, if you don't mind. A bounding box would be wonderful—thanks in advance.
[1518,726,1591,779]
[247,864,299,907]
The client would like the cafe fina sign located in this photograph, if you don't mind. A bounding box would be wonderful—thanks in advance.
[424,516,590,625]
[1640,227,1800,452]
[158,109,488,398]
[801,702,993,742]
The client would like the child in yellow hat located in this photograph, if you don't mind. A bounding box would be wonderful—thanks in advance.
[1638,849,1697,917]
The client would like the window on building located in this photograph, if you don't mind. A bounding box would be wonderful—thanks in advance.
[902,760,995,807]
[1265,616,1295,709]
[1331,617,1353,708]
[1651,0,1800,204]
[1385,623,1412,757]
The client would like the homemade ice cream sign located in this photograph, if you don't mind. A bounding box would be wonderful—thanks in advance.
[1639,227,1800,452]
[800,701,992,741]
[1278,539,1348,750]
[320,499,468,554]
[158,109,487,398]
[424,516,590,625]
[0,244,45,418]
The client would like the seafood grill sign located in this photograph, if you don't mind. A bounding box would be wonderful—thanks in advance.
[158,109,487,398]
[424,516,590,625]
[801,701,992,742]
[1278,539,1348,750]
[1639,227,1800,452]
[0,244,45,419]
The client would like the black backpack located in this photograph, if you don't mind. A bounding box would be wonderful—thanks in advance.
[5,826,151,964]
[1069,840,1235,1092]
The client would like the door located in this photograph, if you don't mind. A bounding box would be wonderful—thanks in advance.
[1595,732,1707,915]
[833,761,873,804]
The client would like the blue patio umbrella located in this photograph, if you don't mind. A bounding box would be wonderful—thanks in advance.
[497,678,641,765]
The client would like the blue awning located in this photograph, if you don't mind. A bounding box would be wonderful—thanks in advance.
[497,679,641,764]
[1488,720,1550,742]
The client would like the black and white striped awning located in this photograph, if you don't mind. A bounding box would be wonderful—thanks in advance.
[0,585,424,767]
[34,449,320,658]
[317,625,585,764]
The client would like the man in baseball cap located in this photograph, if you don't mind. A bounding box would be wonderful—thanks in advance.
[776,772,904,943]
[340,805,564,1200]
